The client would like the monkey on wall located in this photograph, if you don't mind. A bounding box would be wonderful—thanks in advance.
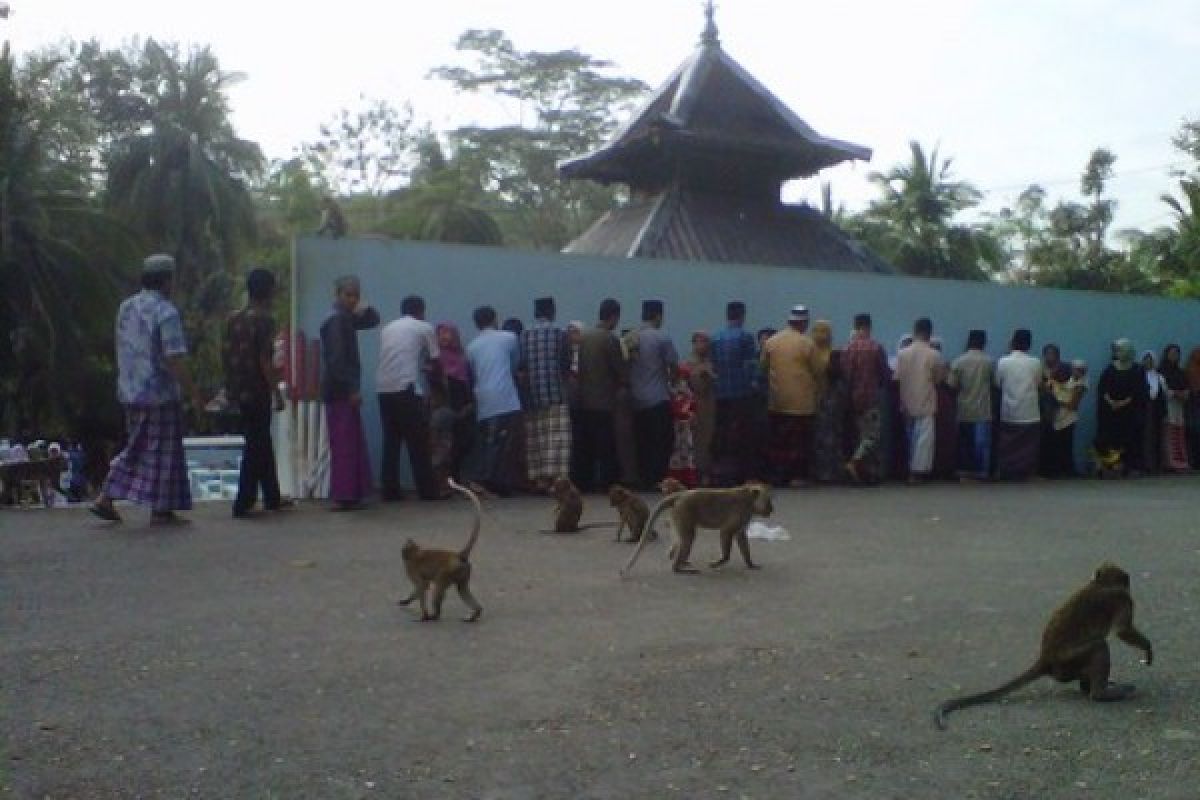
[934,562,1153,729]
[398,479,483,622]
[620,483,773,576]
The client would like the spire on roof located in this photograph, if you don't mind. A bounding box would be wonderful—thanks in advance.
[701,1,719,46]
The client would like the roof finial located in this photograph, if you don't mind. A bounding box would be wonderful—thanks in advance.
[701,0,719,46]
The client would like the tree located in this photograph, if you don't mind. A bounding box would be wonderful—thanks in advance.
[429,29,648,249]
[0,44,133,435]
[79,39,265,390]
[851,141,997,280]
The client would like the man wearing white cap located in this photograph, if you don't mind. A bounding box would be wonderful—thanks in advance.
[760,304,818,486]
[91,254,203,525]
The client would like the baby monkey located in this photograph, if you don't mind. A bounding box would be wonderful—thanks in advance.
[608,485,650,542]
[398,478,483,622]
[934,562,1153,729]
[539,477,615,534]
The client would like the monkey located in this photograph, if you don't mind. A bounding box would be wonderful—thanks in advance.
[933,562,1153,729]
[620,482,773,576]
[538,477,617,534]
[397,478,483,622]
[608,485,650,542]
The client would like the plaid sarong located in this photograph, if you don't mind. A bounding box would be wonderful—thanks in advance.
[102,403,192,512]
[525,403,571,481]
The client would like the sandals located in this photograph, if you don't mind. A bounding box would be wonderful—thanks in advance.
[89,502,122,523]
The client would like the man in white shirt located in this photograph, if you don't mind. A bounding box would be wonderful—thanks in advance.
[376,295,441,501]
[466,305,521,496]
[994,328,1043,480]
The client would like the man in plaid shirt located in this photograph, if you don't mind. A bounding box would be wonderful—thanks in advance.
[519,297,573,492]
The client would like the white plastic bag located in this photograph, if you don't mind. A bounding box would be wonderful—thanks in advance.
[747,521,789,541]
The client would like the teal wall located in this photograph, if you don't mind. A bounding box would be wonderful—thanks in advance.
[294,236,1200,481]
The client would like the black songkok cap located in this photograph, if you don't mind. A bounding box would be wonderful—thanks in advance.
[534,296,555,318]
[726,301,746,320]
[642,299,664,319]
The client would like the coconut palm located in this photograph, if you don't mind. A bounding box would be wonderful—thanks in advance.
[862,141,991,280]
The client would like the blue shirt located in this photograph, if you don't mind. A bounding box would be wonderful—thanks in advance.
[115,289,187,405]
[627,325,679,410]
[467,329,521,421]
[711,324,757,400]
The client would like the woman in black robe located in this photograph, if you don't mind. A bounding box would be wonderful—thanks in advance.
[1095,339,1147,475]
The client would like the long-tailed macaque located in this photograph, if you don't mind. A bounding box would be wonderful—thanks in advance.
[398,479,483,622]
[608,485,649,542]
[933,562,1153,729]
[539,477,616,534]
[620,483,773,576]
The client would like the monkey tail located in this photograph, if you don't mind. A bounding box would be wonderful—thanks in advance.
[620,494,681,577]
[933,662,1046,730]
[448,478,482,561]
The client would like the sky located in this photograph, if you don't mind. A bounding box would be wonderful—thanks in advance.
[6,0,1200,232]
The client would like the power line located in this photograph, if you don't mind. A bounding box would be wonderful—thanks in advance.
[976,161,1190,196]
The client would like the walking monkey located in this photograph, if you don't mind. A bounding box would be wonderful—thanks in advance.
[620,483,773,576]
[933,562,1153,729]
[398,479,483,622]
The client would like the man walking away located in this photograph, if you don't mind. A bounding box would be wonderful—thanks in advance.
[90,254,203,525]
[224,268,289,518]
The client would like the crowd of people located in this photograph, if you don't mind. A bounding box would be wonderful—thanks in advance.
[84,256,1200,524]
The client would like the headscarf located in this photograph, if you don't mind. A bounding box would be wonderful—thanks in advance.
[1160,344,1187,391]
[1111,339,1134,371]
[1188,348,1200,392]
[1142,350,1162,398]
[436,322,470,384]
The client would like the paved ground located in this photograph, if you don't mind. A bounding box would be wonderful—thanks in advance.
[3,477,1199,799]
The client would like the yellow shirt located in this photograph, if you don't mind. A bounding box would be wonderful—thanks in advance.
[761,328,817,415]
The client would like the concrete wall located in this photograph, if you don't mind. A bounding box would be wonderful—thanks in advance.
[293,236,1200,483]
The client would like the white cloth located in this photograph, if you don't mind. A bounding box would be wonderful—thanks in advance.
[995,350,1042,424]
[907,415,935,474]
[376,316,439,395]
[1052,375,1089,431]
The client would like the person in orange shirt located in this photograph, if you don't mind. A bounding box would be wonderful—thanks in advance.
[760,304,817,487]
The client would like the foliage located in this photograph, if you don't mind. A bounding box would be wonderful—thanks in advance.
[849,141,998,280]
[428,29,648,249]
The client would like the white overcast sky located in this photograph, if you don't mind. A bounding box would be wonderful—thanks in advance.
[6,0,1200,232]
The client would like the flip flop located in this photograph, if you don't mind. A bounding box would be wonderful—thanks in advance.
[89,503,122,523]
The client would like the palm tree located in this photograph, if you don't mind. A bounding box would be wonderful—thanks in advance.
[1159,178,1200,295]
[863,141,990,280]
[0,45,133,433]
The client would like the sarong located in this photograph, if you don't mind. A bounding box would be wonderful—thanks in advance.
[906,415,935,476]
[326,399,372,502]
[995,420,1040,480]
[1164,396,1190,470]
[767,412,813,484]
[849,407,882,482]
[102,403,192,512]
[525,404,571,482]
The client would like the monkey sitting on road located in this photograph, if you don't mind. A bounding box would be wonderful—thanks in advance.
[538,477,616,534]
[620,483,773,576]
[608,485,650,542]
[398,478,483,622]
[933,562,1153,729]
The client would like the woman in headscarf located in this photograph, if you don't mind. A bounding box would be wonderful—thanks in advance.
[1095,339,1146,475]
[435,322,475,484]
[686,331,717,486]
[1160,344,1190,472]
[810,320,847,482]
[1185,347,1200,469]
[1140,350,1167,474]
